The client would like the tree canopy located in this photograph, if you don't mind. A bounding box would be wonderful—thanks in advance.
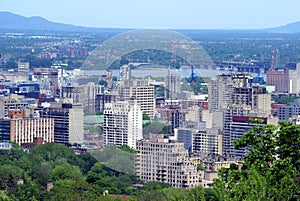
[0,121,299,200]
[213,121,300,201]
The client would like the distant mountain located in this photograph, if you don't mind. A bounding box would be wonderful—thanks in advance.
[0,11,300,33]
[0,11,128,33]
[268,21,300,33]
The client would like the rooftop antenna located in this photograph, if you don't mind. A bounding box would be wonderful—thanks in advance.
[275,49,280,69]
[271,47,275,70]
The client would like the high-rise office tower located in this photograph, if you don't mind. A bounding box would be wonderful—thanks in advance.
[40,102,84,144]
[119,64,131,81]
[222,107,267,159]
[208,74,233,111]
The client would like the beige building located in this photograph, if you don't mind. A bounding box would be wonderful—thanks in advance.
[18,61,30,76]
[208,74,233,111]
[253,93,271,116]
[10,118,54,145]
[117,79,155,118]
[0,95,34,118]
[135,134,200,188]
[184,105,201,122]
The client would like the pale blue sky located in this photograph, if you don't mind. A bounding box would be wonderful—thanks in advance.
[1,0,300,29]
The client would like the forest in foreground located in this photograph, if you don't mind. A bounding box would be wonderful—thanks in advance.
[0,121,299,201]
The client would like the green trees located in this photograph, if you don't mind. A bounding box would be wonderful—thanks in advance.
[143,121,171,135]
[213,121,300,200]
[0,121,299,200]
[142,113,150,121]
[51,163,83,182]
[0,165,23,190]
[137,184,217,201]
[0,143,143,200]
[90,145,135,174]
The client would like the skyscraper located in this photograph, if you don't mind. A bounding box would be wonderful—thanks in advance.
[103,100,143,149]
[208,74,233,111]
[18,61,30,76]
[222,108,267,159]
[39,102,84,145]
[119,64,131,81]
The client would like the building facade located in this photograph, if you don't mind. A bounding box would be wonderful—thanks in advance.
[208,74,233,111]
[135,134,200,188]
[165,73,181,100]
[18,61,30,76]
[103,101,143,149]
[117,79,155,118]
[39,102,84,144]
[289,63,300,93]
[0,95,31,118]
[177,121,221,155]
[222,110,267,159]
[10,118,54,145]
[266,69,289,93]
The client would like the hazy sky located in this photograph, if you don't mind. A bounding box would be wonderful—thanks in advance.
[1,0,300,29]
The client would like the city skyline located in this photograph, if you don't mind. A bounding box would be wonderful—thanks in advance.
[1,0,300,29]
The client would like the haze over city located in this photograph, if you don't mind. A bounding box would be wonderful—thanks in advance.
[0,0,300,200]
[2,0,300,29]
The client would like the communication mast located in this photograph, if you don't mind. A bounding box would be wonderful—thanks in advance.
[271,47,275,70]
[271,47,280,70]
[275,49,280,69]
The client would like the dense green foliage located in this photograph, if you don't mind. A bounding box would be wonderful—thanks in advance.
[143,120,170,134]
[213,121,300,201]
[0,143,138,200]
[0,121,299,200]
[142,113,150,121]
[272,95,300,105]
[0,143,218,200]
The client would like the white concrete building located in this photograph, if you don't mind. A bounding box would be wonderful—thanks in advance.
[289,63,300,93]
[103,100,143,149]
